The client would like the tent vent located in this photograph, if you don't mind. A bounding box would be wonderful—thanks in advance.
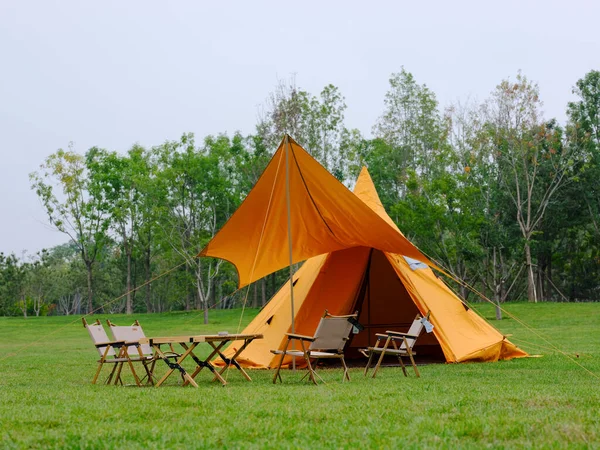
[402,256,428,271]
[266,316,274,325]
[293,278,299,286]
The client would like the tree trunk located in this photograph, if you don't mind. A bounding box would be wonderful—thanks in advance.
[524,242,537,303]
[261,278,267,307]
[252,282,258,308]
[144,245,152,313]
[217,281,222,310]
[270,272,275,299]
[86,261,93,313]
[126,236,133,315]
[195,264,210,325]
[493,247,503,320]
[21,295,27,318]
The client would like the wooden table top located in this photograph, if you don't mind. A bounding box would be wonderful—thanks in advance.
[140,333,263,345]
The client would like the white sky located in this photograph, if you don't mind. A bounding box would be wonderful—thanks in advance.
[1,0,599,256]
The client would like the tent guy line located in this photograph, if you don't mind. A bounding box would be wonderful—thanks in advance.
[0,261,187,363]
[446,271,600,380]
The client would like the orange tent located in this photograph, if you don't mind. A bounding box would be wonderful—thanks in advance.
[201,136,527,367]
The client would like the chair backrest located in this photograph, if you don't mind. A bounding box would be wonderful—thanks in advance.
[82,318,116,357]
[399,315,425,351]
[107,320,153,356]
[309,312,357,352]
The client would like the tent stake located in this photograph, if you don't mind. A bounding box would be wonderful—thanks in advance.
[285,135,296,371]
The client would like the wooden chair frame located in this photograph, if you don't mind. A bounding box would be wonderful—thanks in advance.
[363,313,429,379]
[82,317,143,386]
[271,310,358,385]
[106,319,166,384]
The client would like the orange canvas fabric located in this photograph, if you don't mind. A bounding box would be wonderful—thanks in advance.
[199,136,433,288]
[209,140,527,367]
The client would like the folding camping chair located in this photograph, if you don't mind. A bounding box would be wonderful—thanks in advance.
[363,313,428,378]
[106,319,161,385]
[271,311,358,385]
[82,317,144,386]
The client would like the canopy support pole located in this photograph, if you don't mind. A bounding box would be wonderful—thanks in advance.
[285,135,296,371]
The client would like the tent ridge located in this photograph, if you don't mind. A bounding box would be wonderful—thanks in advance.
[290,143,336,238]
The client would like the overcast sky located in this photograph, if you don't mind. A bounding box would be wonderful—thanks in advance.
[1,0,599,257]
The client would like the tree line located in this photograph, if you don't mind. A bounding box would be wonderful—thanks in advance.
[1,69,599,320]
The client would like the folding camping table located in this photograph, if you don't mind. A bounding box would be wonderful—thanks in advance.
[139,333,262,387]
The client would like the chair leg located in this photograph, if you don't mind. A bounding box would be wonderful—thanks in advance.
[406,347,420,378]
[341,357,350,382]
[106,362,119,385]
[393,341,408,377]
[125,352,142,387]
[141,360,154,385]
[92,362,104,384]
[304,355,318,385]
[272,338,290,384]
[372,338,391,378]
[300,341,318,385]
[114,361,125,385]
[364,350,375,377]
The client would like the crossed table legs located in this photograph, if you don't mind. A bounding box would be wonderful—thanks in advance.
[151,335,259,387]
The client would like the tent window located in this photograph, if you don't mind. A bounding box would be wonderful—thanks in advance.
[402,256,428,271]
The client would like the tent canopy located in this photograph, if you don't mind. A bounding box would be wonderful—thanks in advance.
[199,135,435,288]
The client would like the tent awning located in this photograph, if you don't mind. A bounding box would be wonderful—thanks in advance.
[199,135,434,287]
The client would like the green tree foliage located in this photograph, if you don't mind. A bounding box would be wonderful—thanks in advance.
[10,69,600,320]
[30,147,112,313]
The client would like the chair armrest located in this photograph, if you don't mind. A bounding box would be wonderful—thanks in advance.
[385,331,419,340]
[325,313,358,319]
[285,333,315,342]
[94,340,126,348]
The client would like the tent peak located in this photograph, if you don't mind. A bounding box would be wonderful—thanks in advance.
[353,168,400,233]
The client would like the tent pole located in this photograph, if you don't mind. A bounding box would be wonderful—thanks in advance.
[285,135,296,371]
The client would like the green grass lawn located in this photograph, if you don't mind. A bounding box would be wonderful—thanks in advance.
[1,303,599,449]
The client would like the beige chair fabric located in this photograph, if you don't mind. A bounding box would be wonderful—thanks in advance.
[107,320,153,357]
[107,320,181,385]
[271,311,358,385]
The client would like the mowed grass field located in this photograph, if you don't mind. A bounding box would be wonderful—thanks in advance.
[1,303,599,449]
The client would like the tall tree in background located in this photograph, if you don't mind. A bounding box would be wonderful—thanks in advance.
[154,133,241,323]
[373,68,446,192]
[30,147,112,313]
[568,70,600,238]
[483,73,575,302]
[88,146,155,314]
[257,77,359,182]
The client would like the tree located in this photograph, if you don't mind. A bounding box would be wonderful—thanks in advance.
[154,133,243,323]
[257,77,358,182]
[567,70,600,238]
[373,68,447,187]
[26,250,54,316]
[30,146,112,313]
[88,146,156,314]
[483,73,575,302]
[0,253,28,317]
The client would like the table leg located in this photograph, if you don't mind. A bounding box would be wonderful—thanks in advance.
[186,342,229,386]
[154,343,199,388]
[214,338,256,381]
